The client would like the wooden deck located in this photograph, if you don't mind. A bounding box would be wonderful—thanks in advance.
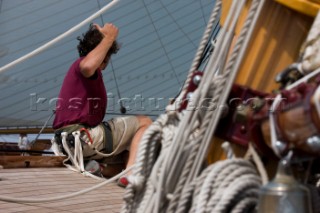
[0,167,125,213]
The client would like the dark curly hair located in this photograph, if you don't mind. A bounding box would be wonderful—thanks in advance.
[77,23,120,57]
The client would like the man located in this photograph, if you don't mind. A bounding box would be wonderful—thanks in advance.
[53,23,152,187]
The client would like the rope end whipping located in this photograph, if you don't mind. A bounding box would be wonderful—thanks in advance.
[128,175,145,191]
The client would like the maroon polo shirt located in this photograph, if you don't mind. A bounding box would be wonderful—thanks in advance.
[53,57,107,129]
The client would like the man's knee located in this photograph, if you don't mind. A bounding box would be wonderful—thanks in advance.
[136,115,152,128]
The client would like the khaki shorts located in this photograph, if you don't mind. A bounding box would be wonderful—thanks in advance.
[107,116,139,154]
[81,116,139,160]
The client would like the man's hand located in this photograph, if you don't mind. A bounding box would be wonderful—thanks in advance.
[79,23,119,77]
[94,23,119,42]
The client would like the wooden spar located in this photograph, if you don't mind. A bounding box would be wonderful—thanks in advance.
[0,139,52,155]
[275,0,320,17]
[0,156,65,169]
[0,127,53,134]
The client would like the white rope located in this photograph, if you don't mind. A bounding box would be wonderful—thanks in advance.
[61,132,82,172]
[286,66,320,90]
[245,143,269,185]
[190,0,266,181]
[73,131,85,172]
[121,113,180,212]
[163,0,242,201]
[122,0,266,212]
[122,3,320,213]
[166,1,265,211]
[122,113,180,213]
[0,165,132,203]
[270,66,320,157]
[301,11,320,74]
[188,159,261,213]
[0,0,120,74]
[60,131,106,181]
[269,94,285,157]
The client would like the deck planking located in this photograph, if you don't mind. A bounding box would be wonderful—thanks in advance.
[0,167,125,213]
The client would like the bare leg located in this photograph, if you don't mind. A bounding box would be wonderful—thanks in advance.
[126,115,152,169]
[101,163,125,177]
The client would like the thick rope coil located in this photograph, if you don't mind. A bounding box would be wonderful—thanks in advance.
[190,0,265,181]
[122,123,162,212]
[188,159,261,213]
[121,113,181,213]
[122,0,265,212]
[136,114,181,212]
[175,169,213,213]
[211,176,261,212]
[187,164,216,213]
[197,160,257,212]
[166,132,204,213]
[230,197,258,213]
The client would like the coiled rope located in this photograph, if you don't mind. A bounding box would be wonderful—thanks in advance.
[121,113,181,212]
[175,143,265,213]
[190,159,261,213]
[121,0,266,212]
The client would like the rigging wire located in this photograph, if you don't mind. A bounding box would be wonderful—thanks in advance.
[0,0,213,125]
[110,60,126,114]
[96,0,126,114]
[30,109,55,147]
[158,0,197,48]
[199,0,207,25]
[197,22,220,70]
[170,20,220,103]
[141,0,182,87]
[96,0,105,26]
